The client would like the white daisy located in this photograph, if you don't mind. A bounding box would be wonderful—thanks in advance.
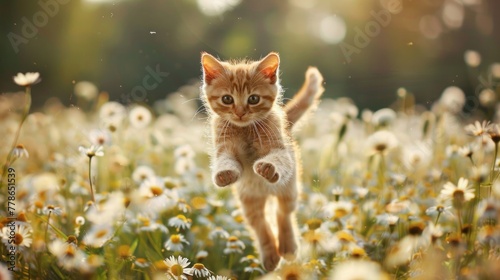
[42,205,63,216]
[137,216,169,233]
[139,177,166,198]
[12,144,29,159]
[329,260,387,280]
[89,129,112,146]
[209,227,230,240]
[48,239,86,270]
[168,214,192,230]
[79,145,104,158]
[99,101,126,122]
[163,255,191,279]
[83,224,114,248]
[185,263,212,278]
[134,258,150,268]
[371,108,397,127]
[208,276,229,280]
[487,123,500,143]
[174,144,195,159]
[425,202,454,219]
[132,165,156,183]
[129,106,152,129]
[464,120,489,137]
[75,216,86,226]
[366,130,398,155]
[440,177,475,206]
[1,223,32,250]
[223,236,245,254]
[13,72,41,86]
[195,250,209,261]
[164,234,190,252]
[323,200,353,219]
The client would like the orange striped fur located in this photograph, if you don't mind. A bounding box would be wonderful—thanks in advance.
[201,52,323,271]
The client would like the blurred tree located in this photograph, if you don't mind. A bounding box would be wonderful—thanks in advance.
[0,0,499,111]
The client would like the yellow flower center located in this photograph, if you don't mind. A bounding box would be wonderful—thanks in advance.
[170,264,183,276]
[191,197,207,210]
[337,231,355,243]
[95,229,109,239]
[334,208,348,218]
[65,246,75,258]
[165,181,177,189]
[170,234,181,244]
[453,190,465,201]
[306,218,322,230]
[375,143,387,152]
[17,212,28,222]
[34,200,44,209]
[14,233,23,245]
[150,186,163,196]
[118,245,131,258]
[66,235,78,245]
[351,247,367,258]
[228,236,238,242]
[176,215,187,222]
[193,263,205,270]
[303,231,322,244]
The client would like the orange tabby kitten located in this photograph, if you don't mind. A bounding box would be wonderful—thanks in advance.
[201,52,324,271]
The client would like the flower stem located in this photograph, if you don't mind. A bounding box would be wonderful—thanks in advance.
[0,86,31,189]
[45,211,52,243]
[378,154,388,203]
[456,209,463,234]
[434,212,442,225]
[489,142,498,197]
[88,156,96,203]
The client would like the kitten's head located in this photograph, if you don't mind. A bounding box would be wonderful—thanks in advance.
[201,52,281,127]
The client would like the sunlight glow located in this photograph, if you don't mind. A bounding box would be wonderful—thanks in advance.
[419,15,442,39]
[83,0,124,3]
[318,15,346,44]
[442,0,464,29]
[196,0,242,17]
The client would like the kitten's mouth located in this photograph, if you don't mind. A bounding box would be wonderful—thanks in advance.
[230,116,253,127]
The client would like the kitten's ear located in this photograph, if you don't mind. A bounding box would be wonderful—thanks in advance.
[201,52,224,85]
[257,52,280,84]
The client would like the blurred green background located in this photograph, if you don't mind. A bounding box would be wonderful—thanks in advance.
[1,0,499,110]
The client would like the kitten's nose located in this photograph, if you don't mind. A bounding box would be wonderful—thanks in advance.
[234,108,246,118]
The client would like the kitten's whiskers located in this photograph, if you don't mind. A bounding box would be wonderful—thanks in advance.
[252,122,263,148]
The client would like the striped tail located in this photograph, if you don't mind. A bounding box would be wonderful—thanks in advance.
[284,67,324,128]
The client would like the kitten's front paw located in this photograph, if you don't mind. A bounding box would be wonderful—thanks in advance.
[214,170,239,187]
[254,162,279,183]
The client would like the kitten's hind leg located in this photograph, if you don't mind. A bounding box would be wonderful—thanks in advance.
[239,194,280,271]
[277,190,298,259]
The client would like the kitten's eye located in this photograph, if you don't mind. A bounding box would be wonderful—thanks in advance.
[221,95,234,105]
[248,95,260,105]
